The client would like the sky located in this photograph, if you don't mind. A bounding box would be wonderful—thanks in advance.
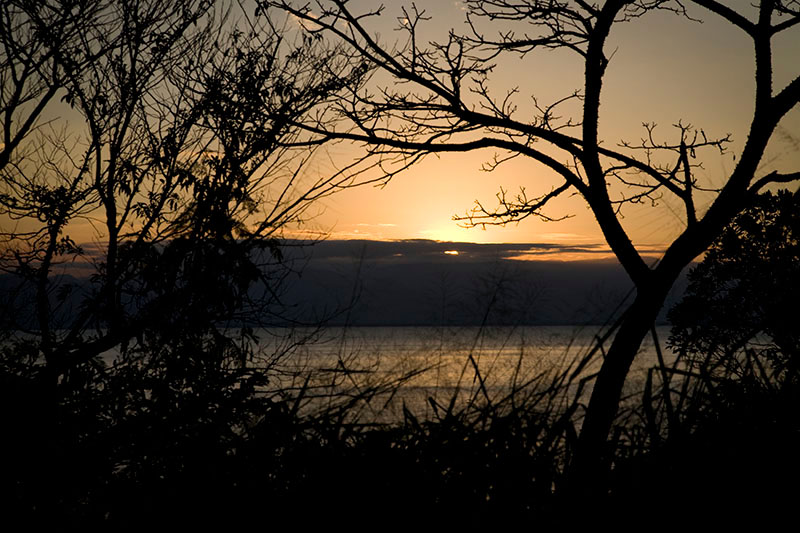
[6,1,794,327]
[4,1,799,263]
[287,1,800,255]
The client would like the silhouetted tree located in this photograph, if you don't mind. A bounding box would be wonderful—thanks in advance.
[605,189,800,526]
[669,188,799,379]
[0,0,368,382]
[0,0,370,523]
[264,0,800,495]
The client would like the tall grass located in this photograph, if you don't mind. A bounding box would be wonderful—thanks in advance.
[3,308,796,527]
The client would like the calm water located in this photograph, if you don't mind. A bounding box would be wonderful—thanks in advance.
[257,325,677,420]
[18,324,677,422]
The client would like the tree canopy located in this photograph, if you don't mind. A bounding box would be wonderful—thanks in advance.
[669,188,800,375]
[0,2,381,524]
[0,0,370,378]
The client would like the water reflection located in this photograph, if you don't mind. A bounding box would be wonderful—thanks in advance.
[256,325,677,421]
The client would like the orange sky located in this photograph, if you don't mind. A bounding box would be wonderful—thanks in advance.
[7,2,799,262]
[288,1,800,253]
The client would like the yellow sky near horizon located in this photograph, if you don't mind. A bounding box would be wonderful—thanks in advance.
[287,0,800,252]
[3,1,799,264]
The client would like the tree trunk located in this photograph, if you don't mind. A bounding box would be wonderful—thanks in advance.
[568,276,674,497]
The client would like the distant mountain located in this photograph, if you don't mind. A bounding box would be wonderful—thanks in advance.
[278,240,689,326]
[1,239,690,329]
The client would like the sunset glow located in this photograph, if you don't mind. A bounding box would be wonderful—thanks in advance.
[300,1,800,257]
[4,1,798,519]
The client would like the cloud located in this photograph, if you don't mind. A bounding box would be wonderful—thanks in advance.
[281,239,687,326]
[289,10,321,32]
[290,239,637,264]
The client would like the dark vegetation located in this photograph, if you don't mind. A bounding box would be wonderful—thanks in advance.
[263,0,800,496]
[1,0,799,528]
[608,189,800,526]
[2,190,797,527]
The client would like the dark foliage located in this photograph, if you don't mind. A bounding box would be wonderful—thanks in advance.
[2,0,798,525]
[669,189,800,375]
[604,189,800,526]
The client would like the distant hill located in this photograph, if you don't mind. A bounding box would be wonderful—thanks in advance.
[0,239,690,329]
[278,240,689,326]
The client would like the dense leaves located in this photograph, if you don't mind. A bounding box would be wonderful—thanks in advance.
[669,189,800,377]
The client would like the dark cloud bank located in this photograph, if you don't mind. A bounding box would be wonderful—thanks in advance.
[281,240,688,326]
[1,239,688,328]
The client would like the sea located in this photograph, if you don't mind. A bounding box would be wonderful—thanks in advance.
[254,324,678,422]
[11,323,679,422]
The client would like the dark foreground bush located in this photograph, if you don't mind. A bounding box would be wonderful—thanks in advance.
[606,188,800,526]
[609,376,800,527]
[3,328,798,529]
[1,329,581,529]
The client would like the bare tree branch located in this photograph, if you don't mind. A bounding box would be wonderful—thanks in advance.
[266,0,800,499]
[691,0,756,33]
[750,170,800,193]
